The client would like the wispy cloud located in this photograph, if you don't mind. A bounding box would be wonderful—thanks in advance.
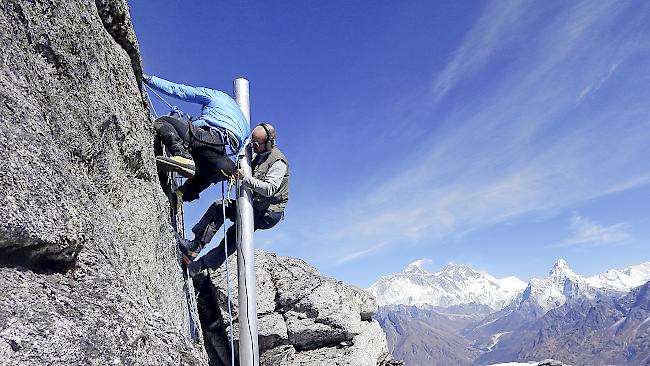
[336,241,387,264]
[555,212,632,247]
[430,1,529,103]
[577,63,619,101]
[408,258,432,268]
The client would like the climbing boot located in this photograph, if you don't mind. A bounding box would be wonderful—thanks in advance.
[156,156,196,178]
[186,258,205,278]
[178,238,204,265]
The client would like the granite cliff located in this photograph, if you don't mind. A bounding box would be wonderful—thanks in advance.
[0,0,205,364]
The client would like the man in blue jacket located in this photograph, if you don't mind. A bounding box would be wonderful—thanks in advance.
[143,75,250,201]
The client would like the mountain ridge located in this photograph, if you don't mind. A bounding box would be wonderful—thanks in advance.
[374,259,650,366]
[368,261,527,310]
[370,259,650,311]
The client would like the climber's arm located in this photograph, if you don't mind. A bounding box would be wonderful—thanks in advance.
[145,75,212,106]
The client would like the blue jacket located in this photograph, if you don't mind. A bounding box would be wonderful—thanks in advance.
[147,76,250,149]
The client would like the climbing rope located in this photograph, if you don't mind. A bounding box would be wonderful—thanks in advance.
[144,85,159,119]
[221,181,236,366]
[144,82,191,119]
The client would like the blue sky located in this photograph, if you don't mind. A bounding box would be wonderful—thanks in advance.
[130,1,650,288]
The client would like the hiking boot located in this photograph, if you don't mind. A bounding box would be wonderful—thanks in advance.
[187,259,205,277]
[156,156,196,178]
[178,238,204,265]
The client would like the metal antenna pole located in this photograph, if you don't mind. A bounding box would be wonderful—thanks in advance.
[234,78,259,366]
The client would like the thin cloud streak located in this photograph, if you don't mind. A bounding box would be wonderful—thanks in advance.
[578,63,619,101]
[552,213,632,247]
[430,1,529,103]
[337,242,388,264]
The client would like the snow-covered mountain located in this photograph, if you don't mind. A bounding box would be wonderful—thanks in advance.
[367,261,527,310]
[586,261,650,292]
[376,259,650,366]
[522,259,599,312]
[520,259,650,312]
[469,259,650,364]
[474,280,650,366]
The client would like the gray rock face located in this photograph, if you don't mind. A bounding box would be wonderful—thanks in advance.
[0,0,206,364]
[196,250,399,366]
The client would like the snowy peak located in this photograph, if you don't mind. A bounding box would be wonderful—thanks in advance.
[368,261,526,310]
[369,259,650,315]
[439,263,482,279]
[520,260,650,313]
[403,262,429,275]
[550,258,569,273]
[586,262,650,292]
[497,276,527,290]
[549,259,577,279]
[520,259,596,312]
[623,261,650,278]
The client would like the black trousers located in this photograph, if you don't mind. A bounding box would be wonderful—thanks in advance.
[154,116,236,201]
[193,200,283,269]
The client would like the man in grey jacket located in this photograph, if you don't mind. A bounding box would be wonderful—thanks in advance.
[179,123,289,276]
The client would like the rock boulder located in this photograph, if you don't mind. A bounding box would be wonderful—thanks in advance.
[196,250,399,366]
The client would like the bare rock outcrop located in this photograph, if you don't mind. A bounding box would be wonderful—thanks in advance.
[0,0,206,364]
[196,250,400,366]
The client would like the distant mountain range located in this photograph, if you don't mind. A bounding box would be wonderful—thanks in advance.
[370,260,650,366]
[368,262,527,310]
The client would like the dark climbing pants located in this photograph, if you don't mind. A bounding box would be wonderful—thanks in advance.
[193,200,283,269]
[154,116,236,201]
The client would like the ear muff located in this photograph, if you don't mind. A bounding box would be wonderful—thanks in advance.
[257,123,275,150]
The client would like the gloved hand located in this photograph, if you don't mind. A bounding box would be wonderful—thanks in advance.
[142,74,151,84]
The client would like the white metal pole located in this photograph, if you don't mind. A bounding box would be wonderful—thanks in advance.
[233,78,259,366]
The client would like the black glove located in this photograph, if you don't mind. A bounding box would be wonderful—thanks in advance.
[142,74,151,84]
